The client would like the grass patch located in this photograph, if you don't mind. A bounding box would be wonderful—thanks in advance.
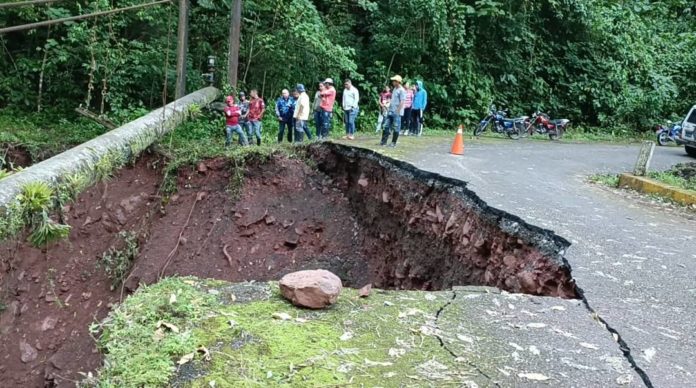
[648,164,696,191]
[90,277,468,387]
[588,173,620,187]
[98,231,140,291]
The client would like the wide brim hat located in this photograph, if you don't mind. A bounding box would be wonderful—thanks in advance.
[323,78,334,84]
[390,75,403,83]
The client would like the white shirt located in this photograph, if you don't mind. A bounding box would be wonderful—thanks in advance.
[293,92,311,121]
[342,86,359,111]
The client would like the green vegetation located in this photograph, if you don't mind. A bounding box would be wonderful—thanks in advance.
[649,169,696,192]
[13,181,72,247]
[588,173,620,187]
[91,277,465,387]
[98,231,140,291]
[1,0,695,137]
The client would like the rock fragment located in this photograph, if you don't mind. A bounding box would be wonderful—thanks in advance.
[279,269,342,309]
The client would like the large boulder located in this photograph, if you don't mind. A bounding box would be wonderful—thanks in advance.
[279,270,342,309]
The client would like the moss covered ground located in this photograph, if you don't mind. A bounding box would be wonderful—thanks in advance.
[92,277,482,387]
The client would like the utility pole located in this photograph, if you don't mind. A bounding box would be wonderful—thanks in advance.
[227,0,242,88]
[175,0,189,99]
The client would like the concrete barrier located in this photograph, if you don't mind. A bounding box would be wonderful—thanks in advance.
[0,87,219,210]
[618,173,696,206]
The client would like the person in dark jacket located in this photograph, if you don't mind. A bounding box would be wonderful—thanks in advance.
[275,89,295,143]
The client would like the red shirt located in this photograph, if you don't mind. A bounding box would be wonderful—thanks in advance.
[320,87,336,112]
[224,105,241,126]
[248,97,265,121]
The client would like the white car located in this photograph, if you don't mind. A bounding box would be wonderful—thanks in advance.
[681,105,696,157]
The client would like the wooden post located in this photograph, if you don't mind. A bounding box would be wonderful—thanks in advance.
[227,0,242,88]
[175,0,189,99]
[633,141,655,176]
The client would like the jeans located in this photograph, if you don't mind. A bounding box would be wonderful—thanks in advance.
[320,110,333,138]
[247,120,262,145]
[376,111,387,132]
[380,112,401,145]
[277,118,293,143]
[410,109,423,135]
[294,119,312,143]
[343,107,359,135]
[226,124,248,146]
[401,107,412,134]
[314,111,323,138]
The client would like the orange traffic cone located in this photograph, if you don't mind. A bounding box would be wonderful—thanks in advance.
[450,125,465,155]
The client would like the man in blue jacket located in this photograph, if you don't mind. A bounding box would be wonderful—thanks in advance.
[411,80,428,136]
[275,89,296,143]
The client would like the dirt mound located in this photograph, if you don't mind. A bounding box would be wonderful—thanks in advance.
[667,162,696,181]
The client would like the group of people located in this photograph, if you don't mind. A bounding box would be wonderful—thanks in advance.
[221,75,428,148]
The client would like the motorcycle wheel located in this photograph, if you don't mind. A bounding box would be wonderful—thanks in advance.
[474,122,487,137]
[507,128,520,140]
[657,132,668,146]
[549,128,564,140]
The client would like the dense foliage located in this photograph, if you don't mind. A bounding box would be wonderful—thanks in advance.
[1,0,695,130]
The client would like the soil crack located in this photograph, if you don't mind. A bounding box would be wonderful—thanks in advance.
[576,286,654,388]
[433,291,500,386]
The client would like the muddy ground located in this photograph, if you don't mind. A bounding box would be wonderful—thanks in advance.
[0,144,576,387]
[1,144,32,169]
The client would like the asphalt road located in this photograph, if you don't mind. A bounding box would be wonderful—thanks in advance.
[401,139,695,387]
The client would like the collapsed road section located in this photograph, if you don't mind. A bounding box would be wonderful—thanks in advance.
[0,142,577,386]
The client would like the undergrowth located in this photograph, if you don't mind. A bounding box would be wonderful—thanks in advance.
[588,173,620,187]
[98,231,139,291]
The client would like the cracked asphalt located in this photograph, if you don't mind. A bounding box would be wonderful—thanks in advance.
[394,138,695,387]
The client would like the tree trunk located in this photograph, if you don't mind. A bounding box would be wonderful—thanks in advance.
[227,0,242,88]
[175,0,189,99]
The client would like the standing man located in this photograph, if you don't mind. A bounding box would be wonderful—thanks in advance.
[313,82,325,139]
[401,82,415,135]
[247,89,265,146]
[223,95,248,147]
[238,91,250,144]
[293,84,312,143]
[275,89,295,143]
[376,85,391,132]
[341,79,360,140]
[411,80,428,136]
[380,75,406,147]
[319,78,336,139]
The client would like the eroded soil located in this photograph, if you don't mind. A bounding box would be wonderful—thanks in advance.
[0,144,577,387]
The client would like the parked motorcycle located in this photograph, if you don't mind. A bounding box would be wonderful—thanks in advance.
[655,121,682,146]
[474,105,528,139]
[526,111,570,140]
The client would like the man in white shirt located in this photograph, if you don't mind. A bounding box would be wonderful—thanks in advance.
[293,84,312,142]
[342,79,360,140]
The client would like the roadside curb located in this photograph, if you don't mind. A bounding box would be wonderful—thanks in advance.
[618,173,696,205]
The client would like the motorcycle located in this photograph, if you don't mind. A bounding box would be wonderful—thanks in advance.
[474,105,528,140]
[525,111,570,140]
[655,121,682,146]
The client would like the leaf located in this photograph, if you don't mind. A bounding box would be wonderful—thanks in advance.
[169,293,177,304]
[152,328,165,342]
[365,358,393,367]
[157,321,180,333]
[518,372,550,381]
[340,332,353,341]
[272,312,291,321]
[197,346,211,361]
[358,284,372,297]
[177,352,195,365]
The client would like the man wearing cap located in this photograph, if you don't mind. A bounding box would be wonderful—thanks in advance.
[342,79,360,140]
[293,84,312,143]
[275,89,295,143]
[247,89,265,146]
[380,75,406,147]
[223,95,249,147]
[319,78,337,139]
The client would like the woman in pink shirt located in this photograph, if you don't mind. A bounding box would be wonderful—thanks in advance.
[401,82,415,135]
[318,78,336,139]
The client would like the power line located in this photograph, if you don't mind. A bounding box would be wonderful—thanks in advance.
[0,0,63,9]
[0,0,172,34]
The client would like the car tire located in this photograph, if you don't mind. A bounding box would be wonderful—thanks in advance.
[686,145,696,158]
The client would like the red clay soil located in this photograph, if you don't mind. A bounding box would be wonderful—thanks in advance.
[1,144,32,168]
[0,153,378,387]
[0,153,163,388]
[132,154,375,288]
